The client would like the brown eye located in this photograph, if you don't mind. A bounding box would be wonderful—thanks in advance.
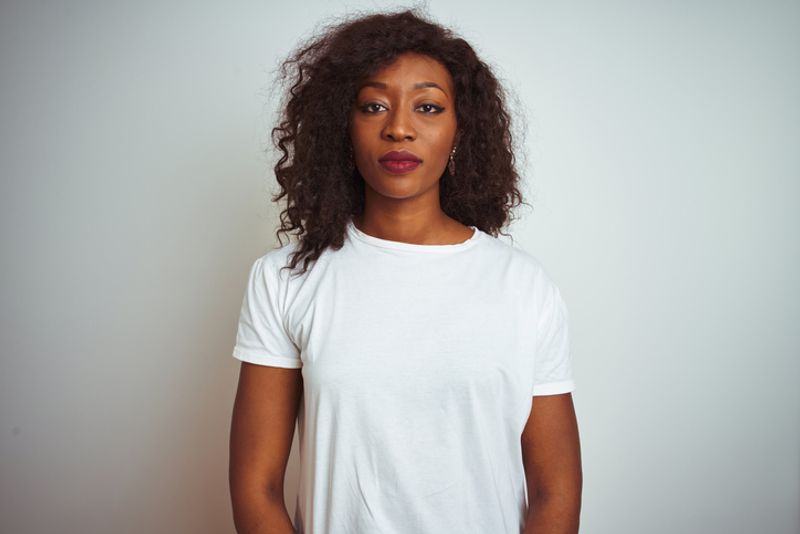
[360,103,386,113]
[419,104,444,114]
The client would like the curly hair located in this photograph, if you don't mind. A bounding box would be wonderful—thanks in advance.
[269,6,529,277]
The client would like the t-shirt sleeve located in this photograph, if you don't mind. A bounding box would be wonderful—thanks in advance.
[532,280,576,396]
[232,256,302,368]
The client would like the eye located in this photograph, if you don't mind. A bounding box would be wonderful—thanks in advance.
[359,102,386,113]
[418,104,445,114]
[358,102,445,114]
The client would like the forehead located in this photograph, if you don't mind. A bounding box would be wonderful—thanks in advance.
[357,52,454,95]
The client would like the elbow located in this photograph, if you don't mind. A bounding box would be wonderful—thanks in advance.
[530,469,583,504]
[526,475,583,534]
[528,469,583,515]
[230,481,291,533]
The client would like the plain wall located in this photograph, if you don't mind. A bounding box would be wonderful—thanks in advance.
[1,1,797,533]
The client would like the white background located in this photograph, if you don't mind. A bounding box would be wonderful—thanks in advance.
[1,1,797,533]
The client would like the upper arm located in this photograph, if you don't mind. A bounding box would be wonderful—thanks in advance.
[521,392,582,503]
[229,361,303,500]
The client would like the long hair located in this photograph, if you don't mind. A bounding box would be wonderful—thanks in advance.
[269,7,528,277]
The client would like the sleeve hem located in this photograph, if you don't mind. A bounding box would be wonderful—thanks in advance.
[232,347,303,368]
[532,379,575,396]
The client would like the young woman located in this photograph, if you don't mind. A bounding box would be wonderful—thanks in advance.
[229,9,582,534]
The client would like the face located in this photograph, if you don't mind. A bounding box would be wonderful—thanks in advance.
[349,52,459,201]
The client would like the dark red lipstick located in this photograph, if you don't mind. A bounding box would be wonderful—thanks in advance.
[378,150,422,174]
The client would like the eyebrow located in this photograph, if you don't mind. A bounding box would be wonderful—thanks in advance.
[359,81,448,95]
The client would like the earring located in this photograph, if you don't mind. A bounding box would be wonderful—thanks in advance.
[448,146,457,176]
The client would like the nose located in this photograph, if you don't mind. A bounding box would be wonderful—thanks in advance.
[381,107,416,141]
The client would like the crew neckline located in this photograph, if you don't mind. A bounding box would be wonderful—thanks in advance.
[346,219,481,253]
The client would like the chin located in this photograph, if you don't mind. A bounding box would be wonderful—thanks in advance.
[366,176,441,199]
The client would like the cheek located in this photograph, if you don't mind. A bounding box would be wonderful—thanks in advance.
[433,116,457,146]
[349,123,371,151]
[431,129,455,156]
[349,132,373,169]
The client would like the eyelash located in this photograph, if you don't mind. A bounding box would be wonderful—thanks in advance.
[359,103,445,115]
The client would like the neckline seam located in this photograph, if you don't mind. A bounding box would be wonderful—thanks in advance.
[347,220,481,253]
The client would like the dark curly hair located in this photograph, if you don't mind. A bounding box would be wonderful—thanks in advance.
[268,6,529,277]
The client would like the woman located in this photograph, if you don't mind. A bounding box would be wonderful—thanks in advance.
[229,8,582,534]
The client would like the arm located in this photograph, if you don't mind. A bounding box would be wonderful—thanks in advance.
[229,361,303,534]
[521,392,582,534]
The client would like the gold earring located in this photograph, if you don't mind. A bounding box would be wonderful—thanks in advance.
[448,146,457,176]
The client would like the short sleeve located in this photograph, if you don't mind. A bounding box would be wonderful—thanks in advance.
[232,256,302,368]
[532,282,575,396]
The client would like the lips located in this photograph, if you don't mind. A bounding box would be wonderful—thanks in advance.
[378,150,422,175]
[379,150,422,163]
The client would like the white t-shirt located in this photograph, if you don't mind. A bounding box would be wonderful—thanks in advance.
[232,218,576,534]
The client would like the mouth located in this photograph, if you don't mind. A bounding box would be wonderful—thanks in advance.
[378,150,422,175]
[379,160,421,174]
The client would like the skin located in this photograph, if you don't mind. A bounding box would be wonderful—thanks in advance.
[348,51,472,245]
[521,393,583,533]
[230,363,302,534]
[229,51,582,533]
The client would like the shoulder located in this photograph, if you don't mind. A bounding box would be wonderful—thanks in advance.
[478,231,555,283]
[241,241,299,292]
[252,238,337,287]
[254,240,298,271]
[475,232,566,316]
